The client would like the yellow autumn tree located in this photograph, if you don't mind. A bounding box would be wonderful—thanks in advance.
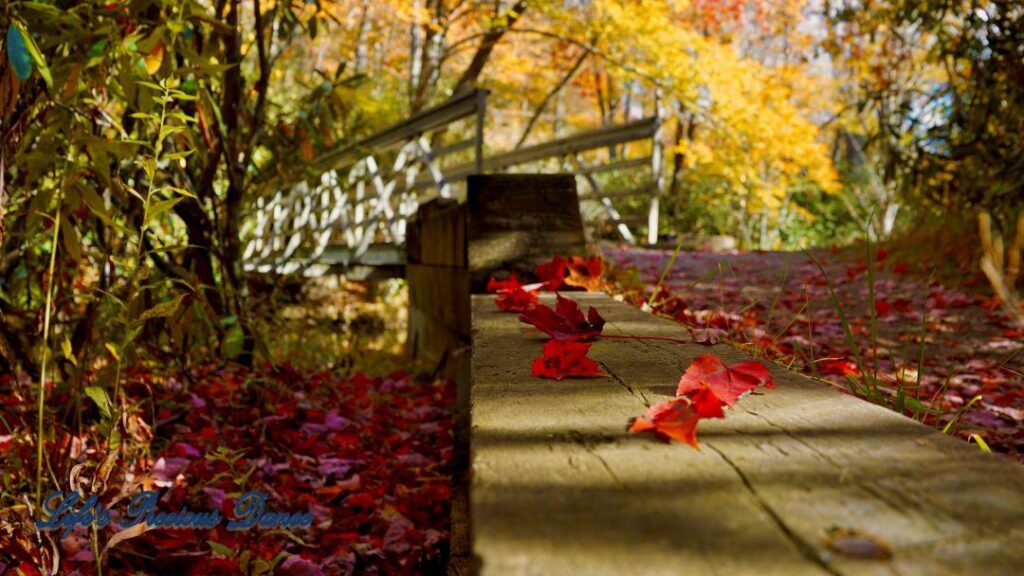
[287,0,841,244]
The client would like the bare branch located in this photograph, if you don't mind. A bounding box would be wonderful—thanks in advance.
[515,49,591,149]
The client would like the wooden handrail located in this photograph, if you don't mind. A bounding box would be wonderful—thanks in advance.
[313,88,489,171]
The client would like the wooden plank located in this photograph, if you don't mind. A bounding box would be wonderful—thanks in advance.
[407,265,470,340]
[406,198,466,267]
[470,292,1024,576]
[419,205,467,268]
[312,89,487,170]
[466,174,586,291]
[434,138,478,159]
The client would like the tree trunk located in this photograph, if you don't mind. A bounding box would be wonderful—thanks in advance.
[515,49,589,149]
[450,1,528,96]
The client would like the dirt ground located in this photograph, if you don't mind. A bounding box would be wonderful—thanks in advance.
[604,245,1024,461]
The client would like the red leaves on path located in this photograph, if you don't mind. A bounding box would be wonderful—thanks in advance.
[630,355,774,449]
[628,388,725,449]
[488,273,540,312]
[676,354,775,406]
[531,340,608,380]
[816,358,860,377]
[494,263,607,377]
[565,255,604,291]
[495,287,539,312]
[491,253,604,314]
[536,254,604,291]
[486,273,523,294]
[519,294,606,341]
[537,255,569,291]
[492,258,776,451]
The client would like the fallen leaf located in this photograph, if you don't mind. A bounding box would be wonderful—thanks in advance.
[676,354,775,406]
[817,358,860,377]
[691,327,726,345]
[874,299,894,317]
[496,286,539,312]
[531,340,607,380]
[875,298,912,317]
[564,255,603,291]
[536,255,568,291]
[628,388,724,449]
[101,522,157,559]
[487,273,522,294]
[519,294,605,341]
[278,554,326,576]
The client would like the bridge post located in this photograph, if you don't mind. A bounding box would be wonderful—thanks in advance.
[648,89,665,246]
[405,174,587,574]
[465,174,586,291]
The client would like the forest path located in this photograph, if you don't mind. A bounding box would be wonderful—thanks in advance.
[604,246,1024,461]
[470,292,1024,575]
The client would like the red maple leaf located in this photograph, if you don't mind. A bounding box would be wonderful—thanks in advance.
[817,358,860,377]
[891,298,913,314]
[875,297,913,317]
[518,294,606,340]
[487,273,523,294]
[531,340,607,380]
[496,286,539,313]
[874,298,894,317]
[628,387,724,449]
[675,354,775,406]
[536,255,568,291]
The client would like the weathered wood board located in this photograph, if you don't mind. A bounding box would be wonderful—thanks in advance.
[466,174,585,292]
[406,199,471,372]
[470,292,1024,576]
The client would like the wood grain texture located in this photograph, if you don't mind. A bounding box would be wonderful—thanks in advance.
[466,174,585,291]
[470,293,1024,576]
[407,198,467,267]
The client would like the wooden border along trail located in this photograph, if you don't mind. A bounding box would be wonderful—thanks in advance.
[469,292,1024,576]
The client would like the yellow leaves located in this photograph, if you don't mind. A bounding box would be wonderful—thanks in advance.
[323,0,841,227]
[144,42,164,76]
[105,342,122,363]
[673,140,713,168]
[674,35,841,210]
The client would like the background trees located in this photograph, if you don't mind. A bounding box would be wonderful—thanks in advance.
[825,0,1024,316]
[2,0,1022,384]
[1,1,352,376]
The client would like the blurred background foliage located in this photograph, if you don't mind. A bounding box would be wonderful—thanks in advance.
[1,0,1022,378]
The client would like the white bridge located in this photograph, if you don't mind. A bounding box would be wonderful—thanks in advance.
[241,90,665,276]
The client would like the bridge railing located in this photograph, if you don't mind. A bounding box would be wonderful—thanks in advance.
[242,89,663,275]
[480,116,662,245]
[242,90,487,275]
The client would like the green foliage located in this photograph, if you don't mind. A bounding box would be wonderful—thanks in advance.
[0,1,368,516]
[827,0,1024,219]
[0,0,353,374]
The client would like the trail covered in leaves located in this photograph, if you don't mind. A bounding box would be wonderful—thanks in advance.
[0,365,453,575]
[606,246,1024,461]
